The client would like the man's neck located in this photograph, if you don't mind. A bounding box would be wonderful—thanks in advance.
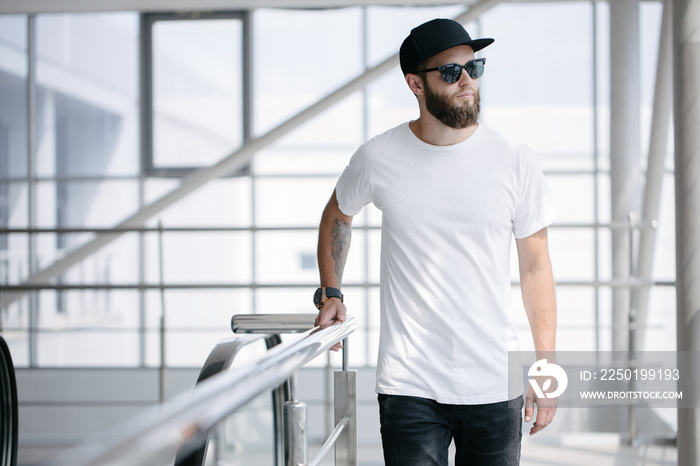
[409,116,478,146]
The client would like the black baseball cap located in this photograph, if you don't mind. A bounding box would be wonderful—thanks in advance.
[399,18,494,75]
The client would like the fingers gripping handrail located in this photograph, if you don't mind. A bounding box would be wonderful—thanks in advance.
[55,315,356,466]
[232,313,319,334]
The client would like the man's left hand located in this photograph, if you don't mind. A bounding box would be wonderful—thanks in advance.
[524,384,558,435]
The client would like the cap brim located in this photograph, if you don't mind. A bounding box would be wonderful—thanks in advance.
[460,38,494,53]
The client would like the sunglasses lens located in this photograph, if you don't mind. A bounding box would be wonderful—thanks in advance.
[439,64,462,84]
[466,60,485,79]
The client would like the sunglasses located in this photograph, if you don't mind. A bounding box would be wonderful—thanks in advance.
[422,58,486,84]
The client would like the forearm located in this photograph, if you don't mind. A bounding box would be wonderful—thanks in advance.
[517,229,557,357]
[521,256,559,435]
[315,191,353,334]
[521,263,557,356]
[522,268,559,436]
[317,190,353,288]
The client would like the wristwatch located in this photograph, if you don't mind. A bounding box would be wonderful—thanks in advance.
[314,287,343,310]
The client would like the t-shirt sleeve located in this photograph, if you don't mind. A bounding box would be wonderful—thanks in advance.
[512,146,557,239]
[335,145,373,217]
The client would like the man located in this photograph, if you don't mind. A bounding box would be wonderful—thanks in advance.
[313,18,558,465]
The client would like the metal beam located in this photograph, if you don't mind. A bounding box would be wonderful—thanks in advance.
[0,0,468,13]
[0,0,502,309]
[0,0,571,14]
[632,0,673,351]
[610,0,641,352]
[673,0,700,463]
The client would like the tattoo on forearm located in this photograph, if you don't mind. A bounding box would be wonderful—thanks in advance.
[330,217,351,283]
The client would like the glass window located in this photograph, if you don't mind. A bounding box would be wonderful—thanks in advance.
[594,1,611,173]
[0,19,28,179]
[254,177,336,227]
[255,230,366,286]
[366,5,465,68]
[145,177,253,227]
[36,290,141,366]
[145,289,252,367]
[549,229,597,281]
[1,231,28,285]
[554,288,599,351]
[0,15,28,278]
[34,13,139,178]
[145,231,252,284]
[0,180,28,228]
[645,287,675,351]
[366,73,417,138]
[511,286,599,351]
[149,15,244,171]
[2,331,29,367]
[254,147,353,177]
[547,175,596,224]
[255,231,323,285]
[480,2,595,171]
[252,8,364,137]
[255,288,316,316]
[597,226,613,282]
[35,180,139,228]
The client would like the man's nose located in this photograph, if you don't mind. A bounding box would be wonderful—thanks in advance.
[457,67,475,84]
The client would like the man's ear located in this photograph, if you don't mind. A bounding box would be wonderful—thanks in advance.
[406,73,425,96]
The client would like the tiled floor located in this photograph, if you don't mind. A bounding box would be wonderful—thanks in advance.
[519,434,677,466]
[19,433,678,466]
[325,435,678,466]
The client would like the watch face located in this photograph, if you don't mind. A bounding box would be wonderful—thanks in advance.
[313,287,324,306]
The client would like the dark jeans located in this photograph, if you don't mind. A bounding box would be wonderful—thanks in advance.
[378,394,523,466]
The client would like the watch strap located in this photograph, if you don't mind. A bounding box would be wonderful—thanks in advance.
[324,287,343,302]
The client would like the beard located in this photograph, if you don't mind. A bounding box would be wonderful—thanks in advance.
[424,80,480,129]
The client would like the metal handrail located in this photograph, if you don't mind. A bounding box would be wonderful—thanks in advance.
[53,315,356,466]
[232,313,318,334]
[0,278,677,292]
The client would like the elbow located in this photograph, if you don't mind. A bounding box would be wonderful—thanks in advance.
[519,257,553,281]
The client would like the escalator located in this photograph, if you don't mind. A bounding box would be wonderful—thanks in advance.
[0,334,18,466]
[51,314,357,466]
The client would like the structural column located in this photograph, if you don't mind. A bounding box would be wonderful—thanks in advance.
[610,0,641,352]
[673,0,700,464]
[633,0,673,351]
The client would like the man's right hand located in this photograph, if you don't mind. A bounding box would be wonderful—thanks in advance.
[314,298,347,351]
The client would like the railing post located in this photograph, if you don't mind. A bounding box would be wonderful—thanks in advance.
[334,352,357,466]
[284,373,307,466]
[265,335,289,466]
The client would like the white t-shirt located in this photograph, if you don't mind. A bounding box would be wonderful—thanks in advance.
[335,122,556,405]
